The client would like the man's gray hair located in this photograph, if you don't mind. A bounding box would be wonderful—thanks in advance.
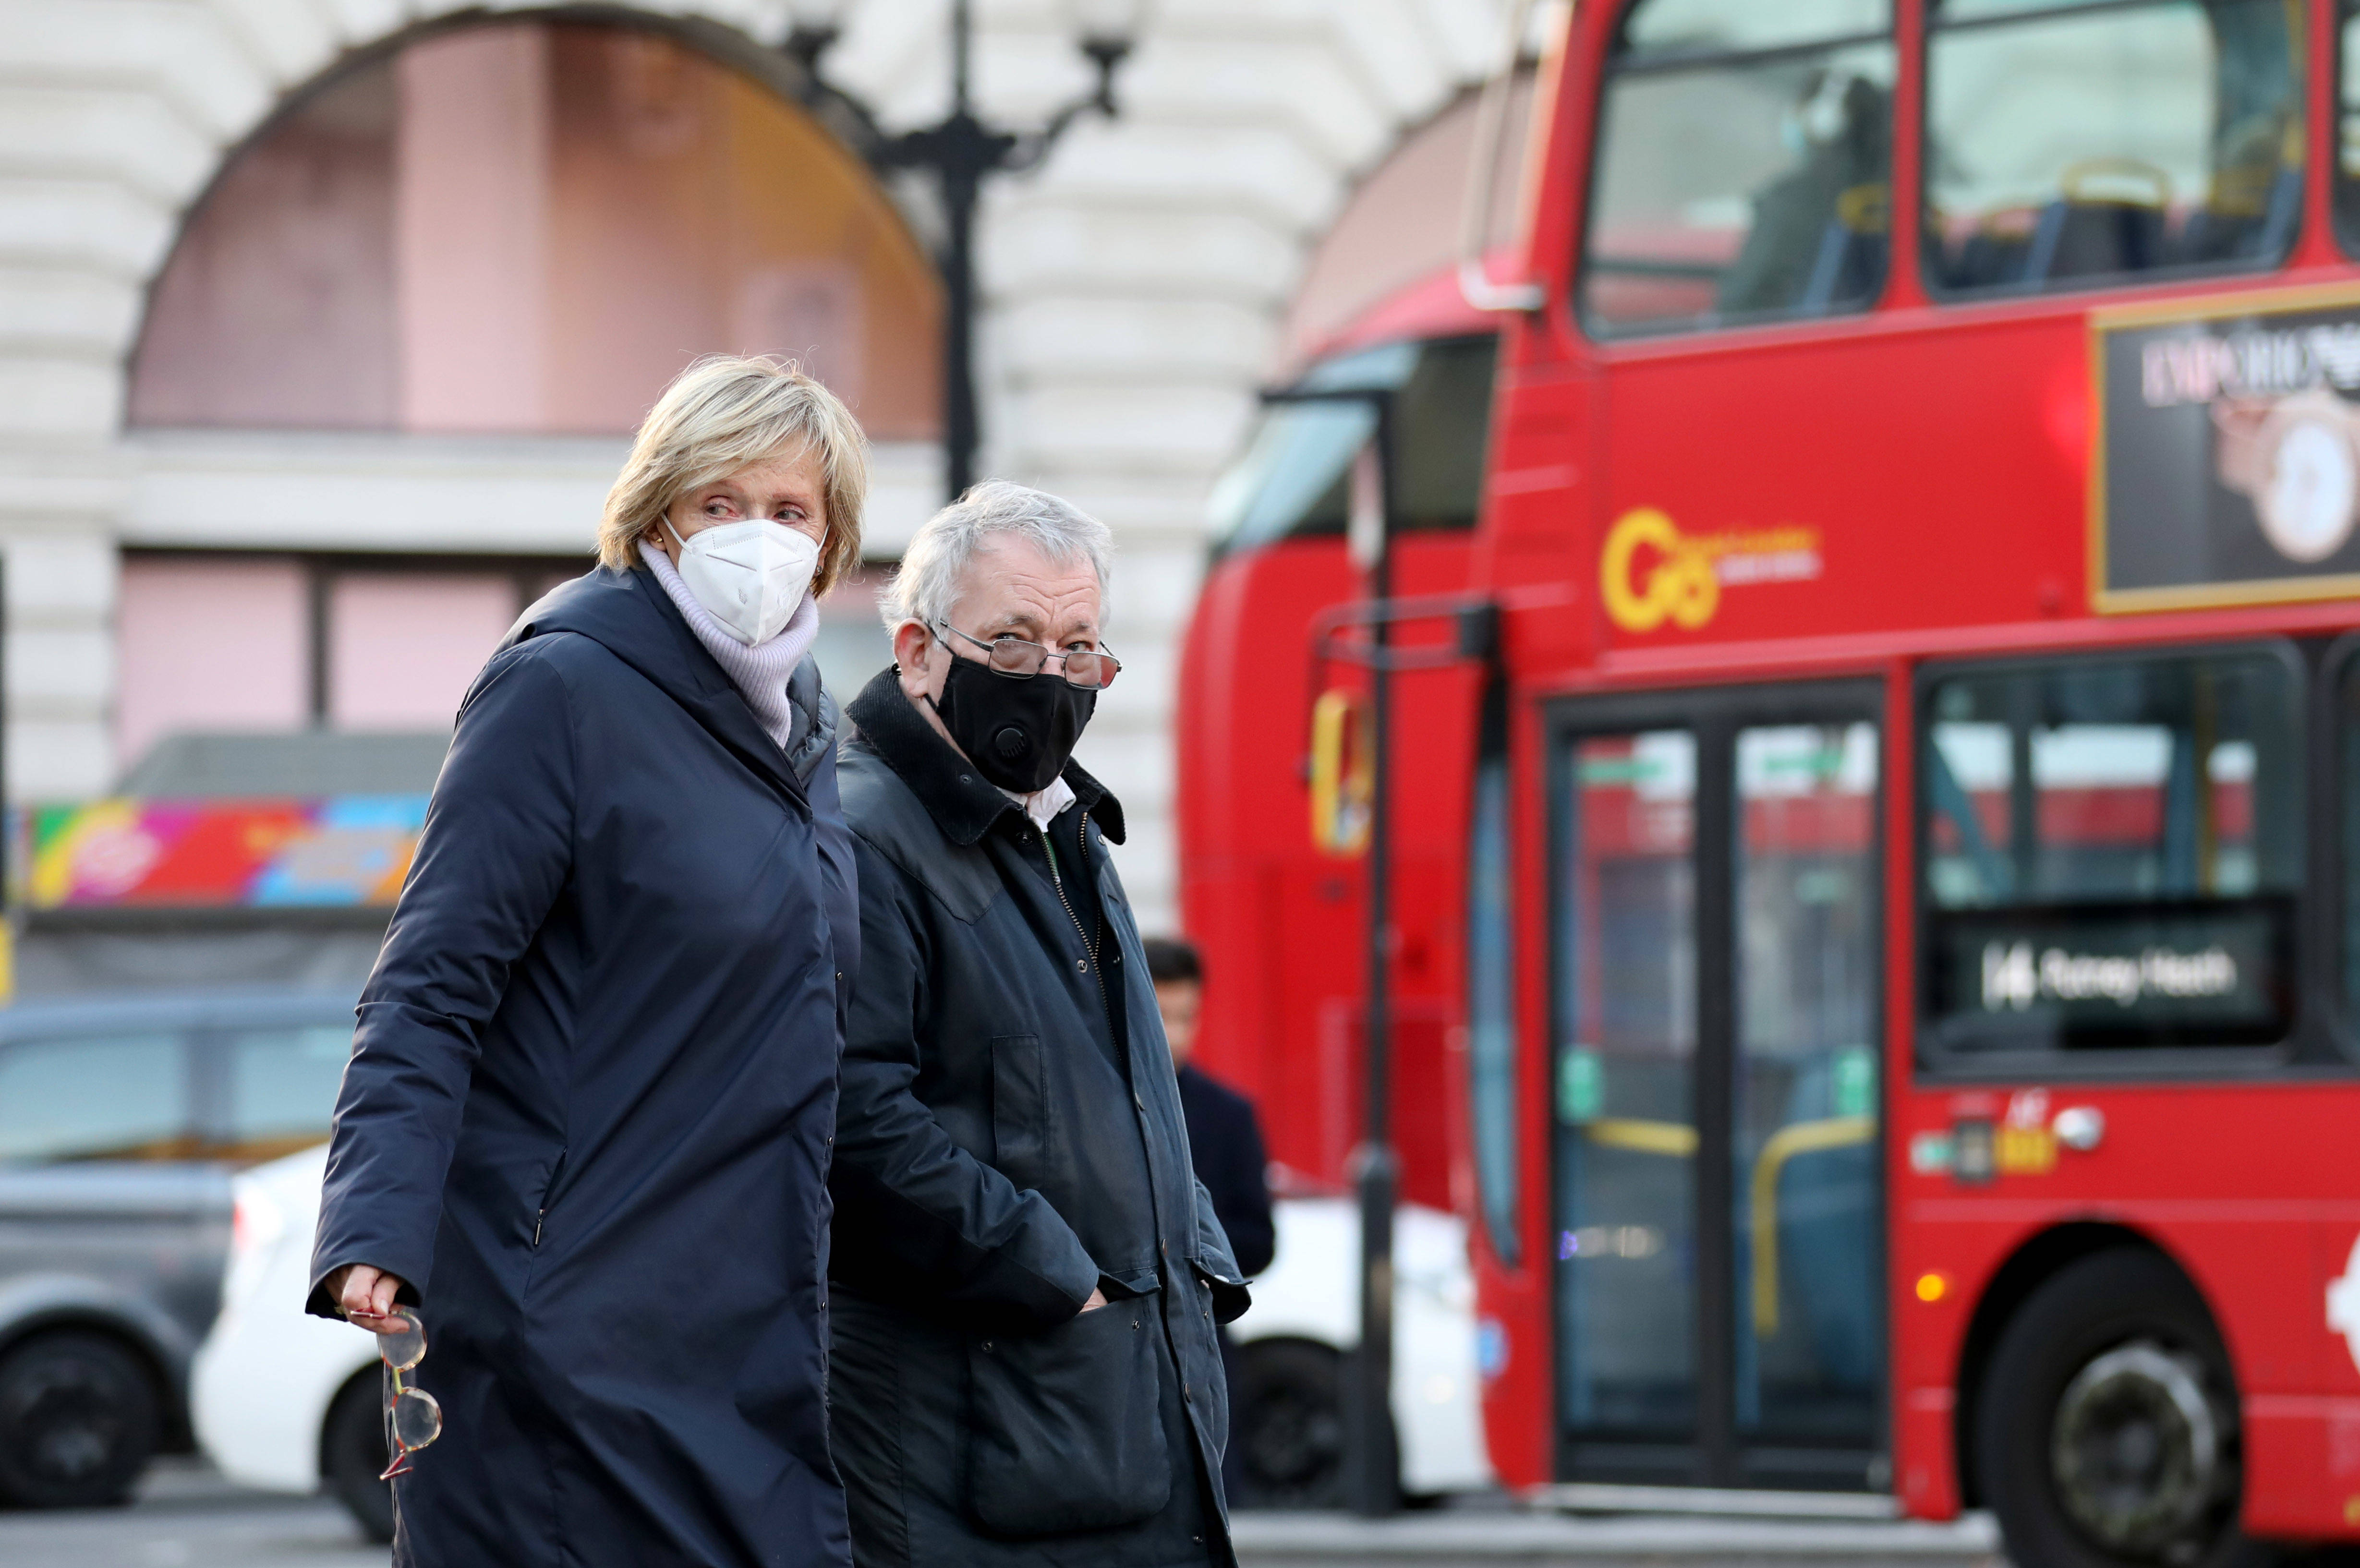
[881,480,1113,634]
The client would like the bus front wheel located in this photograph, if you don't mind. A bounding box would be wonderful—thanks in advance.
[1975,1249,2262,1568]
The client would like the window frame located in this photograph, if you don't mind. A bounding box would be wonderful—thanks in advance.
[2336,0,2360,260]
[1575,0,1900,343]
[193,1017,358,1162]
[1917,0,2308,306]
[2315,629,2360,1053]
[1910,637,2347,1084]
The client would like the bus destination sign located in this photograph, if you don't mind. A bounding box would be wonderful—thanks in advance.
[1926,898,2290,1053]
[2094,287,2360,612]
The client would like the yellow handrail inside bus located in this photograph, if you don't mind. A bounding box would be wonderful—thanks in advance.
[1308,688,1373,857]
[1750,1115,1876,1338]
[1569,1114,1877,1336]
[1582,1119,1698,1158]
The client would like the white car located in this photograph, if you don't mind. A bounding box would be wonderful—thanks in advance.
[193,1152,1492,1537]
[1228,1196,1494,1504]
[191,1145,394,1541]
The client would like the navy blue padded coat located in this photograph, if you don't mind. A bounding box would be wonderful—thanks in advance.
[308,564,855,1568]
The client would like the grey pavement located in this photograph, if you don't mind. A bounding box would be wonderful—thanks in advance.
[1230,1508,2003,1567]
[0,1459,384,1568]
[0,1460,2009,1568]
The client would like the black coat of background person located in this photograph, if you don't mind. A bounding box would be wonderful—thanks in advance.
[1174,1067,1274,1281]
[1174,1061,1275,1503]
[307,565,856,1568]
[827,669,1250,1568]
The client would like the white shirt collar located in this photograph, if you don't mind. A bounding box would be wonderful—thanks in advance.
[1001,774,1077,834]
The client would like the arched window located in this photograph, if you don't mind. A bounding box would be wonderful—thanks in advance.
[129,19,941,439]
[107,19,924,796]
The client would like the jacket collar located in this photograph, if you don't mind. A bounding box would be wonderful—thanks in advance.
[505,565,809,811]
[844,666,1124,847]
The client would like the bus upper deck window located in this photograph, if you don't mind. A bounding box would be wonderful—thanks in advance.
[1926,0,2302,298]
[1580,0,1895,338]
[1919,647,2303,1059]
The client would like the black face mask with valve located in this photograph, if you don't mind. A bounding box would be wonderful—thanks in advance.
[930,651,1096,794]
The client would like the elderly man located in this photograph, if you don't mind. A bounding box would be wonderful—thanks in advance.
[829,481,1247,1568]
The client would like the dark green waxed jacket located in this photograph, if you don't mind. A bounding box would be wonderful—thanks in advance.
[827,668,1247,1568]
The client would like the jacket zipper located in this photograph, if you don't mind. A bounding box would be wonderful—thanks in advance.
[1043,808,1109,1021]
[533,1150,566,1249]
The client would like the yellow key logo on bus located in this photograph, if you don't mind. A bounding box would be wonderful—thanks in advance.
[1601,508,1719,632]
[1600,507,1825,634]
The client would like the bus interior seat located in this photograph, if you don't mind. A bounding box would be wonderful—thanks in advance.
[1799,184,1889,314]
[2179,163,2300,266]
[1740,1061,1880,1395]
[1942,213,2033,292]
[1775,1140,1881,1391]
[2021,193,2169,284]
[1716,75,1888,320]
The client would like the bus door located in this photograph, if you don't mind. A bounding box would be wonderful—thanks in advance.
[1548,680,1884,1491]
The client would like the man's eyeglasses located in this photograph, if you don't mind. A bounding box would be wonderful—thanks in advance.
[378,1307,443,1480]
[932,621,1120,690]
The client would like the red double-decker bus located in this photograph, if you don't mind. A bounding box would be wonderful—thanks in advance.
[1181,0,2360,1560]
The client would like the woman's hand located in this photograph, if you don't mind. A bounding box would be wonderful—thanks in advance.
[327,1263,411,1334]
[1080,1287,1108,1313]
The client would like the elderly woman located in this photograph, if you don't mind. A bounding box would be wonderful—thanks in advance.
[308,356,863,1568]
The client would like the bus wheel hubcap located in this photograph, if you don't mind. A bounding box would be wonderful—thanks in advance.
[2050,1341,2221,1556]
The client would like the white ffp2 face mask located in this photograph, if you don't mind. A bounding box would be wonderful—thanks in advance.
[664,519,820,645]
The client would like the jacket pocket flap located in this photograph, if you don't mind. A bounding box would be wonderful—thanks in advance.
[1189,1259,1252,1326]
[1187,1256,1244,1289]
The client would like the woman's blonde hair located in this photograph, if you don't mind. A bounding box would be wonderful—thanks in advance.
[598,356,868,595]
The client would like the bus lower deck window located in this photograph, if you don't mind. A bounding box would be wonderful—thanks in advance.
[1918,646,2303,1056]
[1926,0,2302,298]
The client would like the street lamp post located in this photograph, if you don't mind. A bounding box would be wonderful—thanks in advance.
[784,0,1146,502]
[1264,384,1404,1517]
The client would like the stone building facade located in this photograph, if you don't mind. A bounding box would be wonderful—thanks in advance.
[0,0,1515,932]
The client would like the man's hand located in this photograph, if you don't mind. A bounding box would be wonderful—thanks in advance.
[1080,1287,1108,1313]
[327,1264,410,1334]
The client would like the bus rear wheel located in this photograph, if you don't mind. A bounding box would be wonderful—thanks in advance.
[1976,1250,2261,1568]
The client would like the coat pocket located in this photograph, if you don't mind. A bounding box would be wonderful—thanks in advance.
[964,1300,1171,1537]
[988,1034,1053,1181]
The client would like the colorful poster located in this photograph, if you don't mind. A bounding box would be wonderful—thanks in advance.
[19,797,429,909]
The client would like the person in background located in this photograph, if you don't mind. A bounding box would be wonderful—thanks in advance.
[1144,936,1275,1503]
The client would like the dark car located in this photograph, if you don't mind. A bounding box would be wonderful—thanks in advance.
[0,989,354,1508]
